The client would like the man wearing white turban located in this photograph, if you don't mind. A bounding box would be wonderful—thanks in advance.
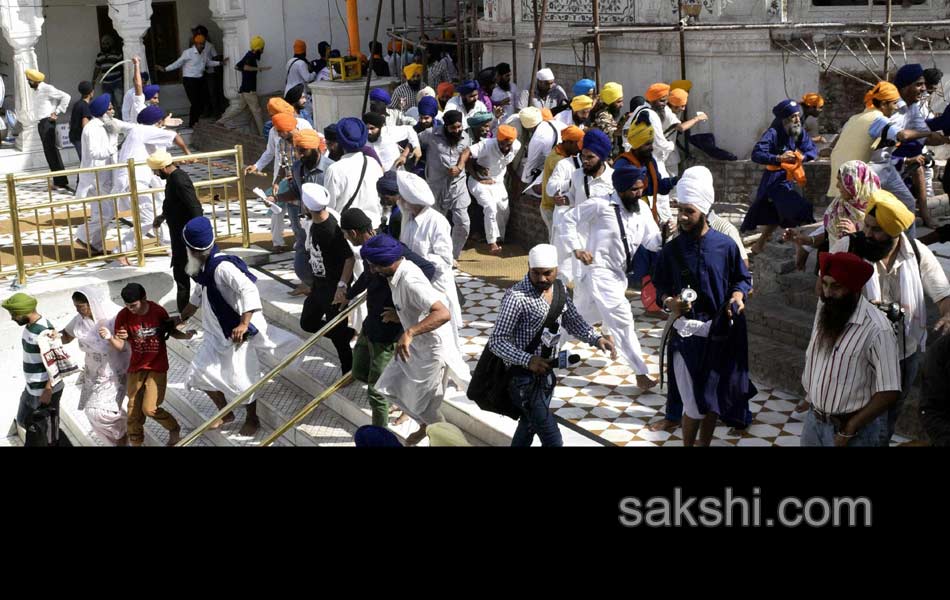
[396,172,464,335]
[488,244,616,447]
[647,167,756,445]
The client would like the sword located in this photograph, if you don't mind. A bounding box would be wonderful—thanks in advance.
[97,59,132,87]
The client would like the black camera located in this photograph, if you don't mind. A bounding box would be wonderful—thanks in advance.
[877,302,905,324]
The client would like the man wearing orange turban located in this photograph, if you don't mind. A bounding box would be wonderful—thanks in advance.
[661,88,709,176]
[800,92,826,144]
[436,82,455,110]
[285,39,316,100]
[458,124,523,254]
[541,125,585,279]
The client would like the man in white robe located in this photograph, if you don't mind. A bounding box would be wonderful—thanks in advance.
[396,171,463,331]
[458,125,522,254]
[74,94,133,252]
[176,217,292,437]
[562,162,661,391]
[121,57,161,124]
[360,234,470,446]
[111,105,191,262]
[323,117,385,228]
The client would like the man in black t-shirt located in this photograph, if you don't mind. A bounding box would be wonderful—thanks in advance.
[69,81,94,166]
[299,182,356,374]
[150,150,205,313]
[217,36,270,134]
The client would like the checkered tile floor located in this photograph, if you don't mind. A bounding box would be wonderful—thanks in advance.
[261,256,910,447]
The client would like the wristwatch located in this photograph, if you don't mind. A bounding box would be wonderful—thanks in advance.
[337,281,347,289]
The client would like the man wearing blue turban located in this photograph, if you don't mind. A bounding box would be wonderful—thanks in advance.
[323,117,386,227]
[74,93,136,252]
[740,98,818,253]
[561,162,661,392]
[360,234,471,446]
[445,79,488,123]
[122,56,161,124]
[177,217,293,437]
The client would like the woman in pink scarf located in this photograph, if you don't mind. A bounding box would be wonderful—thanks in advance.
[787,159,880,270]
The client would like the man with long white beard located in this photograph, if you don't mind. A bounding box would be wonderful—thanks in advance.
[74,94,132,253]
[740,98,818,254]
[360,234,470,446]
[562,163,661,391]
[176,217,288,436]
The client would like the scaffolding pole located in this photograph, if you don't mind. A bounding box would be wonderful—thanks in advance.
[363,0,386,115]
[583,20,950,35]
[593,0,601,90]
[884,0,893,78]
[511,0,518,85]
[528,0,548,103]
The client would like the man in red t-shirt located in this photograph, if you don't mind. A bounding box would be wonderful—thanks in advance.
[109,283,193,446]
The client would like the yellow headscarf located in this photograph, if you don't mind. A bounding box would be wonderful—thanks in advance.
[250,36,265,52]
[627,121,654,149]
[25,69,45,83]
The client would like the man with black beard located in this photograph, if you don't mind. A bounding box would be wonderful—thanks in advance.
[491,62,522,121]
[800,252,901,447]
[741,98,818,253]
[324,124,344,161]
[390,63,424,111]
[150,150,204,313]
[648,166,755,443]
[831,190,950,444]
[418,110,471,260]
[530,68,569,116]
[562,163,660,390]
[446,80,488,123]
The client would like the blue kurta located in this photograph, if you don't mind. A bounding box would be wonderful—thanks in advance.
[740,119,817,232]
[653,229,755,428]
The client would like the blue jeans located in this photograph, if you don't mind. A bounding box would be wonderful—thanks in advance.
[801,409,886,447]
[509,368,562,447]
[883,351,921,445]
[280,201,311,287]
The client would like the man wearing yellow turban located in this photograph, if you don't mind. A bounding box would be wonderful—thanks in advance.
[831,188,950,445]
[26,68,72,188]
[557,94,593,127]
[588,82,625,141]
[616,120,678,227]
[389,62,425,111]
[218,35,271,134]
[620,83,677,223]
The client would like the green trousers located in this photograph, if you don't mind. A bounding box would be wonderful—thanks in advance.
[352,334,396,428]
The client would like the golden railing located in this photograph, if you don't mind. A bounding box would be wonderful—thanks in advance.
[176,292,367,447]
[1,145,249,285]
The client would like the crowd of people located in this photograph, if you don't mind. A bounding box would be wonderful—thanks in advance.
[10,29,950,448]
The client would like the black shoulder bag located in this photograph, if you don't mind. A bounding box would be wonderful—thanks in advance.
[468,281,566,420]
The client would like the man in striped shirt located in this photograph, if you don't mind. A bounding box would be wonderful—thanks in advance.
[801,252,902,447]
[4,293,64,447]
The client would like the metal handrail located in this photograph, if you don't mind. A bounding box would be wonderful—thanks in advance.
[176,293,368,447]
[260,373,354,447]
[2,145,250,284]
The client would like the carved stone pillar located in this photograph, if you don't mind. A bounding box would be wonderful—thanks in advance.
[108,0,153,91]
[210,0,249,113]
[0,0,45,152]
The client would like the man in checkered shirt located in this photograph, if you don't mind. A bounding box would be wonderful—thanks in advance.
[489,244,616,447]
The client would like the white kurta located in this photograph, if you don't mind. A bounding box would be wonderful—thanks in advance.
[522,120,566,184]
[369,125,419,171]
[75,119,131,249]
[374,260,470,425]
[445,96,489,124]
[546,154,583,282]
[467,138,521,244]
[399,207,463,330]
[121,87,148,123]
[112,124,178,248]
[562,193,662,375]
[185,259,294,403]
[324,151,385,228]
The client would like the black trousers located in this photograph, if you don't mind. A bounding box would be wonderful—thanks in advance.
[18,387,64,447]
[300,282,354,375]
[182,77,207,128]
[38,118,68,187]
[172,258,191,314]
